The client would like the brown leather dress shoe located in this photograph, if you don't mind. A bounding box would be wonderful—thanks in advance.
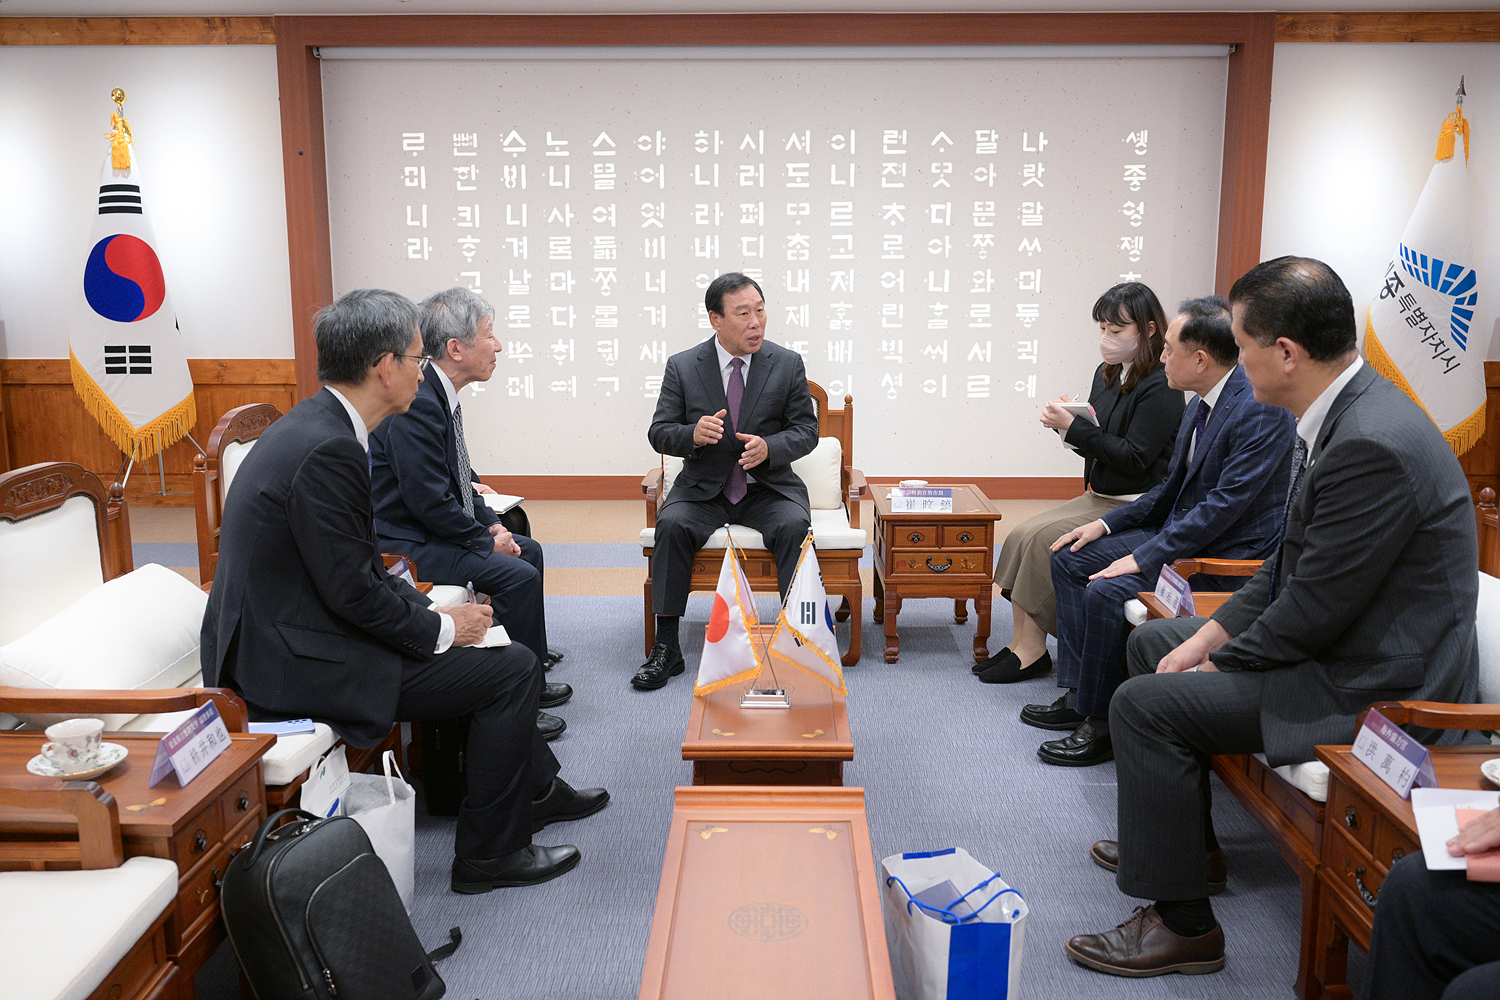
[1089,840,1227,894]
[1066,905,1225,977]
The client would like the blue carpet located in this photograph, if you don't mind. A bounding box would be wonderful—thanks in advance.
[133,542,198,567]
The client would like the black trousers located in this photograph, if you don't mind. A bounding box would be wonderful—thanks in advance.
[1360,852,1500,1000]
[651,484,810,616]
[395,642,558,861]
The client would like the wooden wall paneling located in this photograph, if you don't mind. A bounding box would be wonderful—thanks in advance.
[1460,361,1500,501]
[0,359,295,507]
[0,16,274,45]
[1276,12,1500,43]
[1215,12,1277,295]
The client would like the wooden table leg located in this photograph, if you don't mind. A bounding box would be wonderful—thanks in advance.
[973,586,992,663]
[872,570,885,624]
[954,598,968,624]
[883,585,901,663]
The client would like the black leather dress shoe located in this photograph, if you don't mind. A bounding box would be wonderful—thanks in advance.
[530,777,610,833]
[1091,840,1227,893]
[1019,693,1087,731]
[545,647,565,669]
[1066,905,1225,977]
[632,642,685,690]
[536,711,566,741]
[1038,718,1114,766]
[540,682,573,708]
[451,844,581,893]
[978,650,1053,684]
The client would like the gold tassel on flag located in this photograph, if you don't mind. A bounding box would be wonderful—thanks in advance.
[105,88,132,169]
[1435,77,1469,163]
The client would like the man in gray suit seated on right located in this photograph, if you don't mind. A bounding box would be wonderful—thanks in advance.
[1066,256,1480,979]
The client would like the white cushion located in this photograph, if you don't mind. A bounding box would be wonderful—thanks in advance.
[641,507,867,552]
[1476,571,1500,704]
[1,855,178,1000]
[219,437,257,504]
[661,436,845,511]
[0,564,207,729]
[1258,753,1331,803]
[1124,598,1149,627]
[428,585,468,608]
[0,496,105,646]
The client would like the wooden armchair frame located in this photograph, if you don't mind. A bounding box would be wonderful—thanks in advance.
[0,461,134,585]
[193,402,282,585]
[641,381,868,666]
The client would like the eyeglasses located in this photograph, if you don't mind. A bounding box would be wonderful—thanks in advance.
[391,352,432,371]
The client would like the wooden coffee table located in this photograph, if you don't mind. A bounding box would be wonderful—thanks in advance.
[871,483,1003,663]
[682,681,853,786]
[0,730,274,980]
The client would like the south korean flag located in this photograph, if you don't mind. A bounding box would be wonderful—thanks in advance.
[769,533,845,694]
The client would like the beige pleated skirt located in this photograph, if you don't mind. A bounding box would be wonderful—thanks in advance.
[992,491,1129,636]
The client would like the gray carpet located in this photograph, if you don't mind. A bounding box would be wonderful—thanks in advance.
[197,590,1361,1000]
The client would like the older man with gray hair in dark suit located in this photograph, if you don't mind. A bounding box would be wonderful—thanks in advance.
[1067,257,1479,979]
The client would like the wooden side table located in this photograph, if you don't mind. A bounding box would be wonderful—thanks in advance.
[871,483,1003,663]
[683,681,853,785]
[1310,745,1495,1000]
[0,730,274,981]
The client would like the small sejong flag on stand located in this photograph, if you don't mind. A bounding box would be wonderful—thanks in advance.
[69,143,195,460]
[694,543,764,696]
[769,534,845,694]
[1364,83,1484,456]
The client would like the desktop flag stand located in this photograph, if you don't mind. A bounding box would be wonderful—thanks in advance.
[694,531,846,706]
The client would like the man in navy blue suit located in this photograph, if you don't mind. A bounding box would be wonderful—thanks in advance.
[1023,296,1298,766]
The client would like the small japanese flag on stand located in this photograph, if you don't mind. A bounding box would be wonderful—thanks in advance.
[694,544,764,697]
[1365,82,1484,455]
[769,534,846,695]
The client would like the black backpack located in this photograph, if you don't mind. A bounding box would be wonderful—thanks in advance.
[220,809,460,1000]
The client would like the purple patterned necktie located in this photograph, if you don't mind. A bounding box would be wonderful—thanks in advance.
[1163,399,1210,530]
[724,357,747,504]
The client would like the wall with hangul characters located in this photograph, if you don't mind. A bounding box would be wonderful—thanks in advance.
[321,48,1228,479]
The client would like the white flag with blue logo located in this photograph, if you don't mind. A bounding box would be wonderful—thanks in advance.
[69,148,196,460]
[769,534,845,694]
[1365,95,1483,455]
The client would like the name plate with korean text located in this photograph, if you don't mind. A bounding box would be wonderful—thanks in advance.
[1352,707,1438,799]
[148,702,232,788]
[889,487,954,513]
[1153,563,1196,617]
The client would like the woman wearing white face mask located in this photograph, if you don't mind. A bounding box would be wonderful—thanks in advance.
[980,282,1183,684]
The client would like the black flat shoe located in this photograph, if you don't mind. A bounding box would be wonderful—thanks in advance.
[540,682,573,708]
[537,711,566,741]
[1038,718,1114,767]
[978,650,1053,684]
[1019,692,1086,731]
[545,647,565,670]
[451,844,581,893]
[632,642,685,690]
[530,778,610,833]
[973,646,1017,674]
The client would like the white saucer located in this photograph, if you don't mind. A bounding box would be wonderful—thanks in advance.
[27,742,129,780]
[1481,758,1500,787]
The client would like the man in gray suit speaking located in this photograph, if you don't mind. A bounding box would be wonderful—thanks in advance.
[1067,257,1479,978]
[637,272,819,690]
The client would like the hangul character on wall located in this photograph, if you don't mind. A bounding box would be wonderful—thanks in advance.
[640,339,668,363]
[549,270,576,293]
[593,162,617,190]
[404,165,427,190]
[881,270,906,293]
[973,163,997,187]
[974,129,999,155]
[829,234,854,260]
[741,235,765,258]
[968,303,993,328]
[829,304,855,333]
[830,163,856,187]
[453,165,477,191]
[1018,236,1041,257]
[645,304,668,329]
[547,204,575,227]
[785,234,810,261]
[507,374,535,399]
[970,269,995,293]
[406,237,432,260]
[740,164,765,187]
[595,306,620,329]
[1123,164,1147,191]
[930,161,954,188]
[694,163,720,187]
[928,236,952,258]
[501,130,526,157]
[637,164,666,189]
[504,236,528,259]
[457,236,480,261]
[785,304,810,328]
[696,202,724,225]
[1016,269,1042,293]
[452,133,479,157]
[883,130,908,155]
[551,305,577,329]
[922,341,949,363]
[785,130,811,152]
[695,235,722,259]
[882,306,904,333]
[636,131,665,155]
[928,302,950,330]
[782,163,810,188]
[1022,130,1048,152]
[548,164,571,188]
[457,271,482,291]
[645,270,667,294]
[402,133,426,153]
[1119,236,1144,262]
[829,130,855,153]
[592,131,616,156]
[546,132,569,156]
[406,205,428,228]
[1121,201,1145,227]
[550,233,575,259]
[1013,374,1036,398]
[549,377,578,397]
[1015,303,1040,327]
[740,202,765,226]
[505,204,527,227]
[456,205,480,228]
[593,267,618,296]
[1018,202,1044,226]
[507,268,531,295]
[596,377,621,396]
[825,375,855,400]
[643,375,664,398]
[506,341,534,363]
[643,236,668,259]
[972,234,996,257]
[593,236,618,260]
[881,373,903,399]
[694,130,723,154]
[1124,129,1149,156]
[592,203,617,227]
[882,162,907,188]
[786,269,810,293]
[929,202,952,226]
[967,340,992,362]
[548,339,575,365]
[1017,339,1039,364]
[882,202,907,224]
[740,130,765,154]
[967,375,992,398]
[507,305,532,329]
[830,270,855,293]
[467,381,486,396]
[784,339,810,359]
[927,269,951,293]
[922,376,948,397]
[882,234,906,260]
[503,164,527,189]
[640,203,665,229]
